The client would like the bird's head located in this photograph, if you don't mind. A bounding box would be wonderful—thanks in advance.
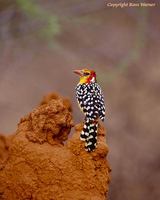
[74,69,96,84]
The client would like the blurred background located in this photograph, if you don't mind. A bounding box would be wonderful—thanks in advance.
[0,0,160,199]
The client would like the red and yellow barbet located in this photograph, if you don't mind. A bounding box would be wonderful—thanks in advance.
[74,69,105,152]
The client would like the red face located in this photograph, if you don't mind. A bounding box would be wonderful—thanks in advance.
[86,70,96,83]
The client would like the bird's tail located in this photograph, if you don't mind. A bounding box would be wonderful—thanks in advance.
[80,118,90,141]
[80,119,98,152]
[85,121,98,152]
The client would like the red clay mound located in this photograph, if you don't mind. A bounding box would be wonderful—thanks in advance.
[0,135,11,164]
[0,93,111,200]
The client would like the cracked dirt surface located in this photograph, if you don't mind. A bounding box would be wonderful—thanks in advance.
[0,93,110,200]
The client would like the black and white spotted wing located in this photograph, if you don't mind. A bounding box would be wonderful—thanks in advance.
[76,83,105,121]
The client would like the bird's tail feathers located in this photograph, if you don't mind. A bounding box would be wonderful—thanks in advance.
[80,118,90,141]
[85,121,98,152]
[80,119,98,152]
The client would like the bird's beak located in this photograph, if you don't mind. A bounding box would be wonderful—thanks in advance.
[73,69,83,76]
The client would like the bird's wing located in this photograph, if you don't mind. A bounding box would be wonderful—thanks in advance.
[94,83,105,121]
[76,83,105,121]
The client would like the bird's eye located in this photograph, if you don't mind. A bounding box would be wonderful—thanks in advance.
[83,72,90,76]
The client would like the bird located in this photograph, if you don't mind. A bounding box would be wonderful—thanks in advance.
[74,68,105,152]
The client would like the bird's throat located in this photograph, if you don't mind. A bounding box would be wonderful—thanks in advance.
[79,76,96,84]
